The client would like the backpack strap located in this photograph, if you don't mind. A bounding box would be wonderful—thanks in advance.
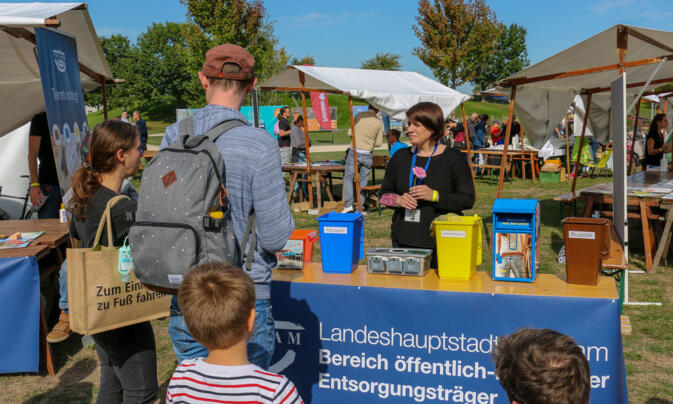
[178,116,194,144]
[239,210,257,272]
[182,119,247,149]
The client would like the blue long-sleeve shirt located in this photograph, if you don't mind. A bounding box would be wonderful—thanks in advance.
[161,104,294,299]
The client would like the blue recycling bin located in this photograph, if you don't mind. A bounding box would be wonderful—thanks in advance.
[492,199,540,282]
[317,212,364,273]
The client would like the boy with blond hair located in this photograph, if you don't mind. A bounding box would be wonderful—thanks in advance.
[166,263,303,404]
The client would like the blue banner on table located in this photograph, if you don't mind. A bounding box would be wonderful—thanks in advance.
[270,282,627,403]
[35,28,90,195]
[0,257,40,374]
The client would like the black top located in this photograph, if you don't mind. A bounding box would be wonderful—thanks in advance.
[135,118,148,137]
[645,131,664,167]
[278,118,291,147]
[380,146,475,248]
[29,112,59,185]
[70,185,137,248]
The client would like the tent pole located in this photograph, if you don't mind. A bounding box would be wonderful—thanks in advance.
[496,85,517,198]
[460,104,477,201]
[299,72,313,208]
[102,80,108,120]
[628,99,641,174]
[564,117,570,175]
[571,93,593,193]
[348,96,362,212]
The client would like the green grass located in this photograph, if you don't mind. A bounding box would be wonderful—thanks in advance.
[87,107,175,135]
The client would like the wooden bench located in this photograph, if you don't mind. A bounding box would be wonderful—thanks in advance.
[601,226,628,313]
[554,191,581,217]
[361,184,382,214]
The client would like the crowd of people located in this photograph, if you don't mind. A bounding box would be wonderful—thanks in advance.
[29,43,596,403]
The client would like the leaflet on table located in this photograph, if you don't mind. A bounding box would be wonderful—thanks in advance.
[0,231,44,249]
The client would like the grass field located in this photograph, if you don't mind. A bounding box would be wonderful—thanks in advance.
[3,166,671,402]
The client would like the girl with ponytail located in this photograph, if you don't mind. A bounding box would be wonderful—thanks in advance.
[69,120,158,402]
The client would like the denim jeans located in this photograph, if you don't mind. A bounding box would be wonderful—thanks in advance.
[343,149,373,208]
[279,147,291,166]
[38,183,62,219]
[168,295,276,369]
[93,321,158,404]
[58,260,68,310]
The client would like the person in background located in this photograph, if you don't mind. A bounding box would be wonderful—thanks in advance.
[492,328,590,404]
[166,263,303,404]
[342,104,384,213]
[474,114,488,149]
[380,102,474,267]
[69,120,157,403]
[387,128,408,158]
[645,113,672,169]
[490,123,504,145]
[440,119,455,146]
[28,112,61,219]
[276,106,292,165]
[501,115,521,146]
[133,110,148,153]
[466,112,478,146]
[291,115,309,197]
[160,43,294,369]
[29,112,71,344]
[121,111,130,123]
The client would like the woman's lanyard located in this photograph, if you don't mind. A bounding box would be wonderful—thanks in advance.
[408,142,438,188]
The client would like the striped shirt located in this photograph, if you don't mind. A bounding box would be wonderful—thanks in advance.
[166,358,303,404]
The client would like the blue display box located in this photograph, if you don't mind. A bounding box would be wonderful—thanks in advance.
[492,199,540,282]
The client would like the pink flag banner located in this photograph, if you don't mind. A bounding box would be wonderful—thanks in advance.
[310,92,332,130]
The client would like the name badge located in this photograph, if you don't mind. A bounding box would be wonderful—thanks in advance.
[404,209,421,223]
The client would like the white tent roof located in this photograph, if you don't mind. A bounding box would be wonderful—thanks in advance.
[257,65,471,120]
[496,25,673,146]
[0,2,113,135]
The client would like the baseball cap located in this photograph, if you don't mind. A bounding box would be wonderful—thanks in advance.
[201,44,255,81]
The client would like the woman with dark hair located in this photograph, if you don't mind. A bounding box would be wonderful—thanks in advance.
[69,120,157,403]
[380,102,475,267]
[645,113,672,169]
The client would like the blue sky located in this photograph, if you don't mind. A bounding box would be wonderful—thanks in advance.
[54,0,673,91]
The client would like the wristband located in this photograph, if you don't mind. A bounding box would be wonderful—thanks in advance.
[432,190,439,202]
[30,182,40,187]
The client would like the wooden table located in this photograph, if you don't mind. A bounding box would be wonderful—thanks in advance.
[283,163,345,209]
[0,219,70,375]
[270,264,626,402]
[283,157,388,209]
[461,149,540,182]
[579,170,673,272]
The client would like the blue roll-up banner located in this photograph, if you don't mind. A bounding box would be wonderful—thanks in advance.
[270,282,627,403]
[35,28,90,195]
[0,257,40,374]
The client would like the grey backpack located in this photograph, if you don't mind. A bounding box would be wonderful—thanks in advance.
[129,117,257,291]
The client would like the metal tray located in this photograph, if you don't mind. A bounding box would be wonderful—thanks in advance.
[365,247,433,276]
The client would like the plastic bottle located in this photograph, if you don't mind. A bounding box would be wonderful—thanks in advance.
[119,251,131,283]
[59,203,67,223]
[661,154,669,173]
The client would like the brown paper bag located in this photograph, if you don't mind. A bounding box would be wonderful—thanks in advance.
[67,195,171,335]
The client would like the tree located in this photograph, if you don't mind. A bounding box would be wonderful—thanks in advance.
[413,0,500,88]
[133,22,193,118]
[361,53,401,70]
[180,0,287,105]
[84,35,137,110]
[289,55,315,66]
[473,23,529,91]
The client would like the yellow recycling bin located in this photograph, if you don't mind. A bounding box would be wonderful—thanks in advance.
[431,214,482,280]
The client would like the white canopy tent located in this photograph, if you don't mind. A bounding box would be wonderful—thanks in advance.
[0,2,114,136]
[0,2,114,219]
[257,65,473,210]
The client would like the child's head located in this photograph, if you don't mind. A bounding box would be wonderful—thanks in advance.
[178,262,256,350]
